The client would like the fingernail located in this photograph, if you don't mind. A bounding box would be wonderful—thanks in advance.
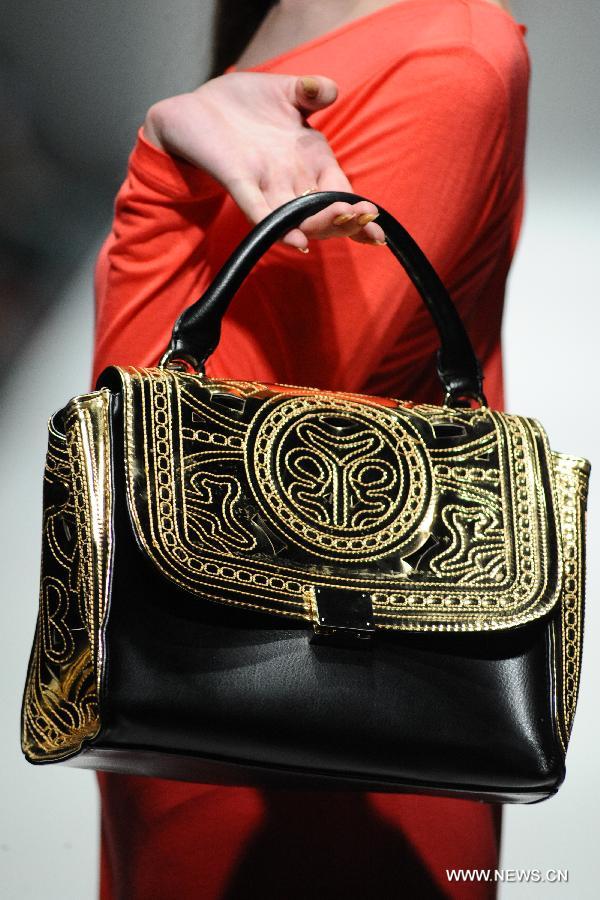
[300,77,320,99]
[296,246,310,254]
[332,213,355,225]
[356,212,379,226]
[372,239,387,246]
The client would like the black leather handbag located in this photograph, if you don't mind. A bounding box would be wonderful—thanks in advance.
[22,192,590,803]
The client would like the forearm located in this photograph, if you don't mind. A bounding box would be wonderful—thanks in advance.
[92,129,226,384]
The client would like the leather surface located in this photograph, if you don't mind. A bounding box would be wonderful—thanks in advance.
[88,392,566,799]
[63,747,558,804]
[160,192,485,403]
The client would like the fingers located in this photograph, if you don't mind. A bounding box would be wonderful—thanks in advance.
[227,174,385,253]
[283,228,310,250]
[240,183,304,251]
[227,177,273,227]
[266,173,379,246]
[297,160,383,244]
[226,176,307,249]
[292,158,319,201]
[298,148,387,244]
[297,201,378,240]
[316,160,354,194]
[350,219,386,246]
[292,75,339,115]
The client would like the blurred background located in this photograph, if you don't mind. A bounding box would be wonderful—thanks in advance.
[1,1,599,897]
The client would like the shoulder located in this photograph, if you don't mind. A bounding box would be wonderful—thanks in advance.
[379,0,529,77]
[466,2,530,66]
[460,1,530,102]
[300,2,530,141]
[364,13,529,132]
[365,1,530,106]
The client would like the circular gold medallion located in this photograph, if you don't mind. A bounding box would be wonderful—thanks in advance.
[244,396,433,562]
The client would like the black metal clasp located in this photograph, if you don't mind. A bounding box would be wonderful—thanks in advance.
[310,587,375,647]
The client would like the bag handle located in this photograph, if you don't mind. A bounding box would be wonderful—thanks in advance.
[159,191,485,405]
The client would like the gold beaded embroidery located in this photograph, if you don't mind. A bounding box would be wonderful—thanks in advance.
[118,367,576,631]
[21,391,112,761]
[552,453,589,749]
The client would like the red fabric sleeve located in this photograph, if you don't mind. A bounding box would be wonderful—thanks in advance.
[92,129,226,385]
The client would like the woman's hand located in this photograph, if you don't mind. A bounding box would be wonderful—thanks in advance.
[143,72,385,251]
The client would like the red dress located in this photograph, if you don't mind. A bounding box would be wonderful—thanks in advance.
[92,2,529,896]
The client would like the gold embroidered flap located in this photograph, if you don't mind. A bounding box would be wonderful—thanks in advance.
[114,366,589,633]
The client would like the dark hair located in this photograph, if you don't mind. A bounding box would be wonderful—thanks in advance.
[210,0,277,77]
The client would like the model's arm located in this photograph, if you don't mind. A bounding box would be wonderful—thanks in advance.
[92,71,387,383]
[92,129,227,382]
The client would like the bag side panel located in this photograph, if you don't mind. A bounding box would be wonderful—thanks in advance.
[21,391,113,762]
[550,453,590,752]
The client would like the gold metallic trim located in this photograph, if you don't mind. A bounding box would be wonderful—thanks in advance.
[21,391,113,762]
[551,452,589,748]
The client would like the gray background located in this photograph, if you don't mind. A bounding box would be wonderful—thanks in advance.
[1,1,599,896]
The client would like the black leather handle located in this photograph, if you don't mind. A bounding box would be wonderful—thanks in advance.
[160,191,485,404]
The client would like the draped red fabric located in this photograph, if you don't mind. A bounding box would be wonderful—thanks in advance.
[93,2,529,896]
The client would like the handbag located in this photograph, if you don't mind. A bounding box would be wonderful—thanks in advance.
[21,191,590,803]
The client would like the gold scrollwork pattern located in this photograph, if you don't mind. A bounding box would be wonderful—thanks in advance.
[21,391,112,762]
[117,367,586,632]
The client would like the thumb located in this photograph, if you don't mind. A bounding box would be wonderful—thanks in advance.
[293,75,339,114]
